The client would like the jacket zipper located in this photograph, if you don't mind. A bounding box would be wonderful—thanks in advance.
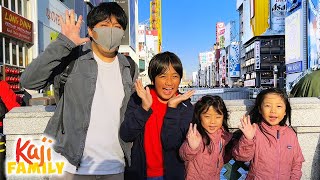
[217,140,222,168]
[277,130,280,180]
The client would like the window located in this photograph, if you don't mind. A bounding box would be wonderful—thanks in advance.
[12,40,17,65]
[4,0,9,8]
[5,38,10,64]
[19,45,23,67]
[18,0,22,15]
[11,0,15,12]
[24,45,28,66]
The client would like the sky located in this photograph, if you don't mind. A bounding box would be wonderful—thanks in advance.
[138,0,239,80]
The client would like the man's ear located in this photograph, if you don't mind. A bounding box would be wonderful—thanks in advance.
[88,27,93,38]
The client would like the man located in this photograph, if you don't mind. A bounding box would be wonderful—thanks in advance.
[20,2,138,179]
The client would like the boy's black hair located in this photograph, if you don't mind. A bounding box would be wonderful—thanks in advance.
[87,2,128,30]
[249,88,292,127]
[148,51,183,83]
[192,95,229,147]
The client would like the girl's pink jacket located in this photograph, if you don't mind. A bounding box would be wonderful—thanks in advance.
[179,128,232,180]
[232,122,304,180]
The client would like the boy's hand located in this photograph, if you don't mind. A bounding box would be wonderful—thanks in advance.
[187,123,202,150]
[135,79,152,111]
[59,10,90,46]
[239,115,257,140]
[167,90,195,108]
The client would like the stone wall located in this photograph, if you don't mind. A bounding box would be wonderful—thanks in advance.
[3,97,320,180]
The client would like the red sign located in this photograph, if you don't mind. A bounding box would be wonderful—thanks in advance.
[1,7,33,43]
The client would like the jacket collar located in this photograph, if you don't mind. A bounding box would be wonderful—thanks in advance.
[260,121,288,139]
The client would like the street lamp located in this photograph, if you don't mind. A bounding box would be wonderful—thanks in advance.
[273,65,278,88]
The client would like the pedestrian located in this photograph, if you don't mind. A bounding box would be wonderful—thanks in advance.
[20,2,138,179]
[0,73,21,133]
[179,95,233,180]
[120,51,195,180]
[232,88,304,179]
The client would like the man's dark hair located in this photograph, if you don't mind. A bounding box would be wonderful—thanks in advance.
[87,2,128,30]
[148,51,183,83]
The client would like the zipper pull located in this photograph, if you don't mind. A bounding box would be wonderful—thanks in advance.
[277,130,280,139]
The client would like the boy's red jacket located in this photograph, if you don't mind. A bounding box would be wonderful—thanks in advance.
[0,81,20,111]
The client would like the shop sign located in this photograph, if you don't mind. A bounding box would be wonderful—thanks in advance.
[1,6,33,43]
[286,61,303,74]
[254,41,260,70]
[244,79,256,87]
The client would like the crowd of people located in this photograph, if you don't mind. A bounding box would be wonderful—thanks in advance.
[18,2,304,180]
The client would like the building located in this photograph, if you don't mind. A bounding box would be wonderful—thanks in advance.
[237,0,286,88]
[0,0,35,99]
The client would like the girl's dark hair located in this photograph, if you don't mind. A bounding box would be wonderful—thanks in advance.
[148,51,183,83]
[249,88,292,127]
[87,2,128,30]
[192,95,229,146]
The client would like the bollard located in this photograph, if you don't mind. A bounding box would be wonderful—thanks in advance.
[0,133,6,180]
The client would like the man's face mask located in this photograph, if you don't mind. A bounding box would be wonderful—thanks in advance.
[92,27,124,51]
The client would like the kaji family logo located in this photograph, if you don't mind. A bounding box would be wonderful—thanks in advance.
[6,136,65,175]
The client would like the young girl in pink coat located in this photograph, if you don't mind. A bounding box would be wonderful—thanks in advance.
[179,95,233,180]
[233,88,304,180]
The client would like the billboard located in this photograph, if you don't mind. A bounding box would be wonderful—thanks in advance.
[308,0,320,68]
[129,0,136,51]
[216,22,225,49]
[242,0,254,44]
[224,23,231,47]
[229,43,240,77]
[285,8,303,67]
[286,0,302,16]
[254,41,260,70]
[137,25,146,58]
[270,0,286,32]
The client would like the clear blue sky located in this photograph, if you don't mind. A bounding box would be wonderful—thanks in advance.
[138,0,239,79]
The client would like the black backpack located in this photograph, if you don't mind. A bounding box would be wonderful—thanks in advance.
[0,98,8,119]
[54,53,136,103]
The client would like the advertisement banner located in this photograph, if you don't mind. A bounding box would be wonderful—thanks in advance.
[286,0,301,16]
[285,8,303,65]
[270,0,286,32]
[242,0,254,44]
[224,23,231,47]
[199,52,207,70]
[308,0,320,68]
[1,6,33,44]
[216,22,225,49]
[229,43,240,77]
[254,41,260,70]
[129,0,136,51]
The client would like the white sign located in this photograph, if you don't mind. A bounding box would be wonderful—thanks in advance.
[38,0,73,32]
[194,89,224,95]
[254,41,260,69]
[244,79,256,87]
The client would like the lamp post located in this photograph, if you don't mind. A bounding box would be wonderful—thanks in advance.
[273,65,278,88]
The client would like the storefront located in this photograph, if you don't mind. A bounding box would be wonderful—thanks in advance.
[0,0,33,102]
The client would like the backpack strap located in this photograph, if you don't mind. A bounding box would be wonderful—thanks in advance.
[125,55,135,81]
